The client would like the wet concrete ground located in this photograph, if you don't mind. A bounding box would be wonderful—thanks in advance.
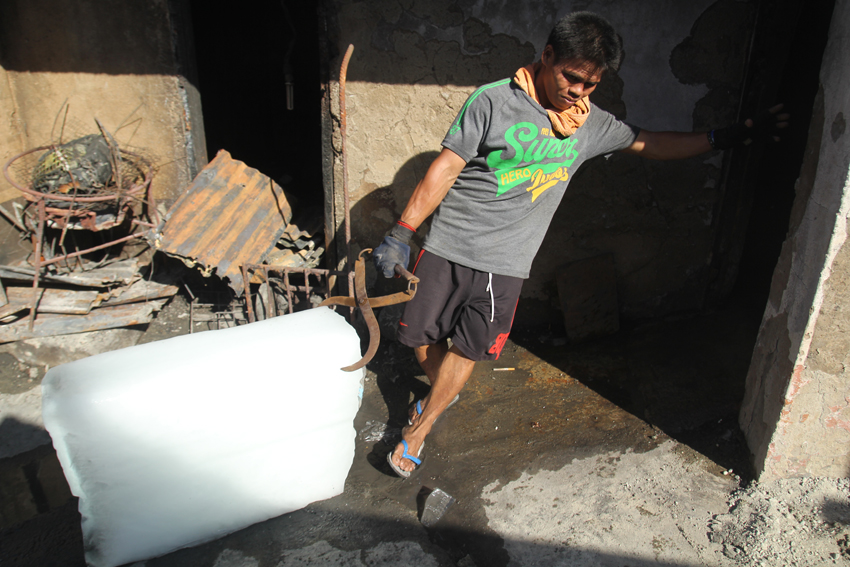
[0,294,765,567]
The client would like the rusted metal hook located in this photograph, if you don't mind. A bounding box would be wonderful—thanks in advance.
[319,248,418,371]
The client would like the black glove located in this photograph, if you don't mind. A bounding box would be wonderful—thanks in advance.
[708,104,789,150]
[373,222,415,278]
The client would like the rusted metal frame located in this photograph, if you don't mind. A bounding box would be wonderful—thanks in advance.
[4,142,156,308]
[3,147,154,235]
[241,263,354,323]
[18,194,153,272]
[282,270,312,314]
[4,147,150,204]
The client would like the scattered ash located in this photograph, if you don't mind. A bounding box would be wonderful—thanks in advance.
[710,477,850,566]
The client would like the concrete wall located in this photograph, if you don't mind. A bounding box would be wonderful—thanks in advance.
[324,0,754,321]
[0,0,204,210]
[740,0,850,480]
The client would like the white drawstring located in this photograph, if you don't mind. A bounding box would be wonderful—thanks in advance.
[486,273,495,322]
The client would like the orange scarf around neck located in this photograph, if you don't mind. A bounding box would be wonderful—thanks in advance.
[514,62,590,137]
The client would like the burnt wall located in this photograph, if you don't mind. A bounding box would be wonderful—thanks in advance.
[0,0,204,210]
[323,0,756,323]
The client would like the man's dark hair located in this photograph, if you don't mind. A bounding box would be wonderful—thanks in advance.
[547,12,623,73]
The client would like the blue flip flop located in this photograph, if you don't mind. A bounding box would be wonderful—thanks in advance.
[387,439,423,479]
[408,394,460,425]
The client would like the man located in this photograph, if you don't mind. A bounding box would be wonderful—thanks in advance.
[373,12,786,478]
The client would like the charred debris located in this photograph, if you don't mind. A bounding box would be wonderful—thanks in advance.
[1,127,337,347]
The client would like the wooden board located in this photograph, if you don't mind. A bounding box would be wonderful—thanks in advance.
[0,301,165,343]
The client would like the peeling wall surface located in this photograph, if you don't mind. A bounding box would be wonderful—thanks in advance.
[740,0,850,480]
[0,0,204,207]
[327,0,752,319]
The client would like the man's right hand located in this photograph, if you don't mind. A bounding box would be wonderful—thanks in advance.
[373,222,415,278]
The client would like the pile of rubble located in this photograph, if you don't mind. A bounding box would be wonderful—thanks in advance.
[1,136,334,347]
[0,259,177,343]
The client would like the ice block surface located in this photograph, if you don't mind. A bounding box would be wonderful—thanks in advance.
[42,307,364,567]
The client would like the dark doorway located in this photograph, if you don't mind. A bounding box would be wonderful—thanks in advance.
[732,0,837,305]
[188,0,323,209]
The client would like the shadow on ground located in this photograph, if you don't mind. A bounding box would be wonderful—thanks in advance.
[510,296,764,481]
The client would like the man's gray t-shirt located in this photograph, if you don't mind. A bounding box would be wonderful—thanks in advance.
[424,79,640,279]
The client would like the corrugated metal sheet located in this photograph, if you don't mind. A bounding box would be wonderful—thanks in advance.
[153,150,292,293]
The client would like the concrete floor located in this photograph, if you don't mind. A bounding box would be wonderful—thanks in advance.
[0,294,770,567]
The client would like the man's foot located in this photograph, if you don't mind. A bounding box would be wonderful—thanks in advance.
[388,433,424,478]
[408,394,460,425]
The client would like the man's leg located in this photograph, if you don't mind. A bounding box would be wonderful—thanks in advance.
[406,340,447,422]
[415,340,448,385]
[390,253,522,475]
[390,344,475,474]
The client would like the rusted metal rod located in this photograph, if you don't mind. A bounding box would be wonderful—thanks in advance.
[339,44,354,275]
[36,232,147,268]
[28,200,46,331]
[241,265,256,323]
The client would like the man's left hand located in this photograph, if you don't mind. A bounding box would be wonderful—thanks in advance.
[709,104,790,150]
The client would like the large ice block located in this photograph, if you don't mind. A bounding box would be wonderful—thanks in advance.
[42,307,365,567]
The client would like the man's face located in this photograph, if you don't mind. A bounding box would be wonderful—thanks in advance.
[540,46,603,111]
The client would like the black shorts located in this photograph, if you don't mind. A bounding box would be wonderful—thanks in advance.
[397,250,522,361]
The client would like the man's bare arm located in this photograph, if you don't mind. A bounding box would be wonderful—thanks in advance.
[622,104,789,160]
[621,130,712,160]
[399,148,467,229]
